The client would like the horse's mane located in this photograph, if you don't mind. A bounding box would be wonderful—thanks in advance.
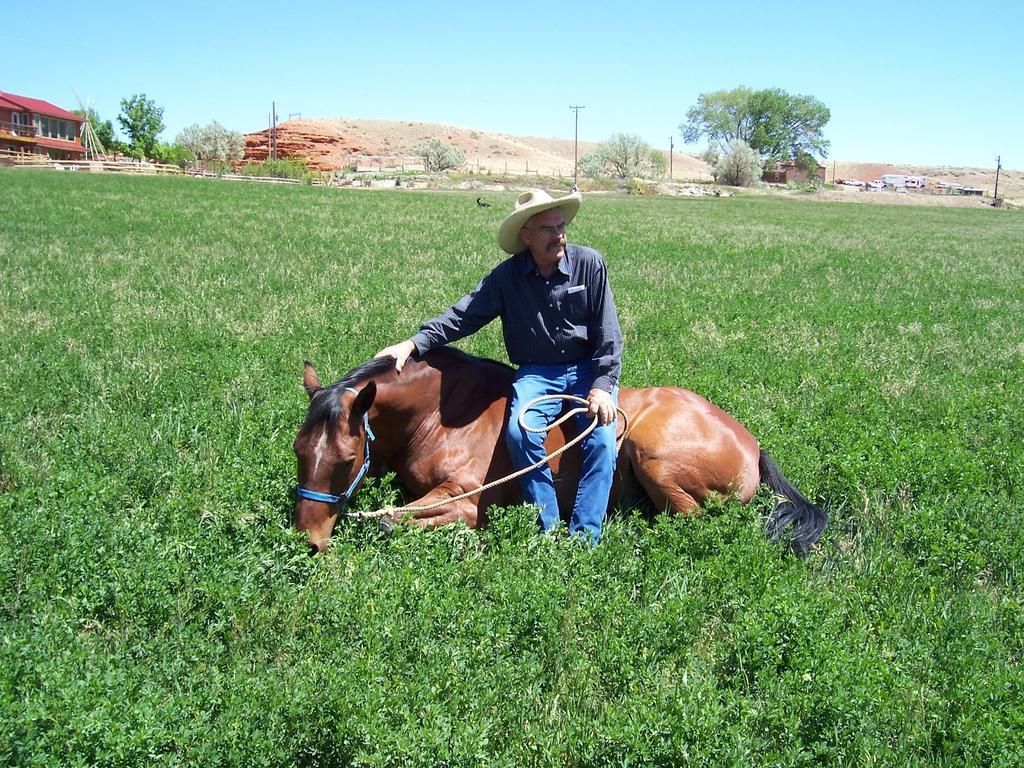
[304,349,513,430]
[304,355,396,430]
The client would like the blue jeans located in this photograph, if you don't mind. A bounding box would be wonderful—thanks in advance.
[506,361,618,544]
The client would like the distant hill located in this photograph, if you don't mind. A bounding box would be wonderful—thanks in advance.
[243,118,1020,201]
[243,118,713,182]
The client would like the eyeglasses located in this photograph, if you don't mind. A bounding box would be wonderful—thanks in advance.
[526,222,569,237]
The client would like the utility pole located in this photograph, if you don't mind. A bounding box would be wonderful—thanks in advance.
[994,155,1002,200]
[569,105,585,190]
[668,136,674,179]
[271,101,277,161]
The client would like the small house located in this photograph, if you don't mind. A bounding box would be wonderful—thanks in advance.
[762,160,826,184]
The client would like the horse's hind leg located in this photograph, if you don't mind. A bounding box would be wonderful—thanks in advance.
[628,453,702,516]
[640,478,701,516]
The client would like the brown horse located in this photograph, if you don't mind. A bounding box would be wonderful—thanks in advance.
[293,348,827,555]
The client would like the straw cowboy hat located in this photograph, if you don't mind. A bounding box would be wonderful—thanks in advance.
[497,189,582,254]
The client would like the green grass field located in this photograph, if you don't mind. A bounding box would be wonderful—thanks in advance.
[1,169,1022,766]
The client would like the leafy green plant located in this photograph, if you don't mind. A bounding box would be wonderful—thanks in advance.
[1,169,1021,766]
[240,157,311,180]
[150,140,194,167]
[626,177,654,195]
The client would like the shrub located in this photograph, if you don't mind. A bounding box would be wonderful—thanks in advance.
[204,159,235,175]
[176,121,244,168]
[578,151,608,179]
[149,141,194,168]
[241,158,311,180]
[412,139,465,172]
[601,132,655,179]
[626,177,654,195]
[712,139,762,187]
[579,135,668,181]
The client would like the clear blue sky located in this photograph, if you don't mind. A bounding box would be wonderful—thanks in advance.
[6,0,1021,169]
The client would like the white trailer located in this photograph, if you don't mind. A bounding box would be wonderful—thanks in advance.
[881,174,928,189]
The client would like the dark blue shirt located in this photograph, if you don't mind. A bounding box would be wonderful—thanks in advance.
[410,244,623,392]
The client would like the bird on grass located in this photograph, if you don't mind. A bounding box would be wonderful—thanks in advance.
[476,197,491,208]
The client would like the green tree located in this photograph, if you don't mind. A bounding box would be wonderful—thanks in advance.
[682,86,754,150]
[681,86,829,167]
[649,149,668,178]
[699,146,720,167]
[117,94,165,158]
[412,139,465,172]
[794,151,823,182]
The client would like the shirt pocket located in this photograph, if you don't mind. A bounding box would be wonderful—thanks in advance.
[563,286,589,323]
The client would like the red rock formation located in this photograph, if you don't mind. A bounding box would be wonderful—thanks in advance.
[243,120,384,172]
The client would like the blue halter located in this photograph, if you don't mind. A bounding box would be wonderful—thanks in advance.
[295,387,376,515]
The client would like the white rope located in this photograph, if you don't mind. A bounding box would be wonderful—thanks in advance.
[347,394,628,521]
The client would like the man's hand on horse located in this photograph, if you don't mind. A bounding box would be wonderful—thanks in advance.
[375,339,417,373]
[587,388,616,426]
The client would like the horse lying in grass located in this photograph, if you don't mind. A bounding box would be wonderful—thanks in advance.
[293,348,827,555]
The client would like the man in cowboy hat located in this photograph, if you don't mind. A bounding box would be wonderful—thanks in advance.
[375,189,623,543]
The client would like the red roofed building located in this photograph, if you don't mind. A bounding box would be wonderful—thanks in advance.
[0,91,87,159]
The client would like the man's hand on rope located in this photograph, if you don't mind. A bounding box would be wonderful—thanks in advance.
[587,388,616,426]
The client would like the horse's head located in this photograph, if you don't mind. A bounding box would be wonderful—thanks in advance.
[293,362,377,554]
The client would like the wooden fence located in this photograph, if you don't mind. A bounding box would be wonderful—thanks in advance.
[0,149,183,175]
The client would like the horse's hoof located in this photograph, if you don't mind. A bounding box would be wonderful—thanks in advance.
[378,514,397,538]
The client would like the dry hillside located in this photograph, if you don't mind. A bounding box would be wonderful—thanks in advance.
[244,118,713,181]
[243,118,1020,202]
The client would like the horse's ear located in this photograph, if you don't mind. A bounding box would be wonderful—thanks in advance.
[303,361,321,398]
[351,381,377,415]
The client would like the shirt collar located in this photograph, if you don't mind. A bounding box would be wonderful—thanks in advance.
[517,244,574,277]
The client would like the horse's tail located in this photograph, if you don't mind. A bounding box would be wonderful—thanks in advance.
[758,450,827,557]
